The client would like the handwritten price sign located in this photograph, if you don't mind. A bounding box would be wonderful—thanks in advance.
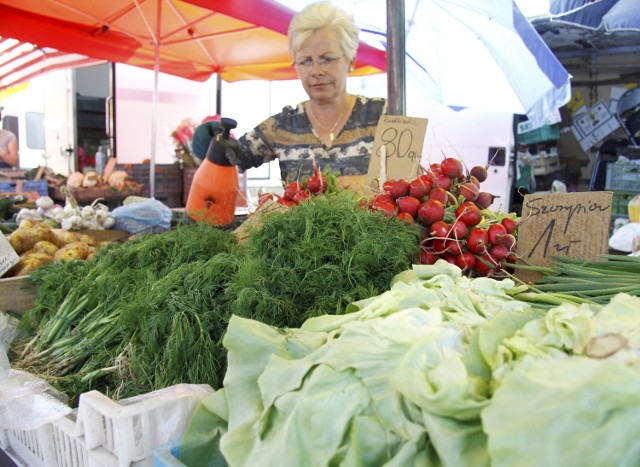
[365,115,428,192]
[515,191,613,282]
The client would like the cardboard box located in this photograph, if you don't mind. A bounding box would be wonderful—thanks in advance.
[571,101,622,151]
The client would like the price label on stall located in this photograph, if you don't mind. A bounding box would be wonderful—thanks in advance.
[364,115,428,193]
[515,191,613,282]
[0,234,19,277]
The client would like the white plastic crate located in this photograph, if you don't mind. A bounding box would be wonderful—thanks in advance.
[1,384,213,467]
[0,411,87,467]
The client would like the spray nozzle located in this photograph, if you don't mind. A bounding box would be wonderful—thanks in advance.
[220,118,237,140]
[206,117,239,167]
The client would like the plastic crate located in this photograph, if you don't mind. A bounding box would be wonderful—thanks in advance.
[605,164,640,191]
[516,124,560,145]
[0,411,88,467]
[0,179,48,196]
[122,164,182,192]
[611,190,638,217]
[0,383,213,467]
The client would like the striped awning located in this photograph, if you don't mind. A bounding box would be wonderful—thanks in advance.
[0,36,106,91]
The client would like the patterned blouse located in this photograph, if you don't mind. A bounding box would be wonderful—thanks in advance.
[233,95,386,183]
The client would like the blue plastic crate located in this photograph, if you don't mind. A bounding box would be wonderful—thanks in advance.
[0,179,48,196]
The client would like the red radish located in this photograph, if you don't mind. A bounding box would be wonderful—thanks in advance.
[474,254,498,276]
[420,249,438,265]
[292,190,311,203]
[375,201,397,217]
[441,253,457,264]
[469,175,481,188]
[455,252,476,270]
[430,220,450,239]
[488,223,508,245]
[504,252,517,273]
[455,201,482,227]
[457,182,479,202]
[498,233,517,251]
[501,217,517,234]
[418,199,445,225]
[440,157,464,179]
[430,163,442,175]
[397,195,422,217]
[389,179,411,199]
[475,192,496,209]
[489,244,510,261]
[277,197,297,207]
[306,174,326,194]
[466,227,488,254]
[428,187,450,205]
[432,239,448,254]
[446,239,463,256]
[470,165,488,183]
[382,179,396,193]
[396,212,415,223]
[409,177,432,199]
[283,181,304,201]
[449,220,468,239]
[372,193,394,208]
[434,174,453,191]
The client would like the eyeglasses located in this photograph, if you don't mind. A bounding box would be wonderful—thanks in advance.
[294,55,344,70]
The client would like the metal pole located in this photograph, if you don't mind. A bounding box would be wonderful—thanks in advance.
[387,0,406,116]
[149,0,162,198]
[216,74,222,115]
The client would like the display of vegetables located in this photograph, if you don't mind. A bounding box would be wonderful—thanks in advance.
[4,221,102,277]
[8,193,420,403]
[363,157,519,278]
[65,169,131,191]
[178,261,640,467]
[14,188,116,231]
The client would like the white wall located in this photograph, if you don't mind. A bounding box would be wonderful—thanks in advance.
[114,64,217,164]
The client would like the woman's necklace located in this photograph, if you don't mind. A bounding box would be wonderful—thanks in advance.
[308,97,352,145]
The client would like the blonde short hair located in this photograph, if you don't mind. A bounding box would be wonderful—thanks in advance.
[288,2,359,62]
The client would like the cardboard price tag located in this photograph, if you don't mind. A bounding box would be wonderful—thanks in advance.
[515,191,613,282]
[365,115,428,193]
[0,234,20,277]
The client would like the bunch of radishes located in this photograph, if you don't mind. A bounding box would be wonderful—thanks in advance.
[257,167,338,207]
[365,156,519,277]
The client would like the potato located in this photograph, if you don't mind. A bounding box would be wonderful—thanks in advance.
[85,246,98,260]
[54,241,90,262]
[10,252,54,276]
[9,227,41,254]
[53,229,96,246]
[34,223,65,247]
[32,240,59,256]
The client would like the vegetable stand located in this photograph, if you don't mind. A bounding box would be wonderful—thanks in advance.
[2,169,639,465]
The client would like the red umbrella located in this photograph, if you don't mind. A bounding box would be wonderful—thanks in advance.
[0,0,385,83]
[0,0,386,194]
[0,36,105,91]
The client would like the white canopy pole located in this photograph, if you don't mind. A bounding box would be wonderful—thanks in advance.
[387,0,406,115]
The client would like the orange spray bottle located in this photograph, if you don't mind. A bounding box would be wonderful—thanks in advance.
[186,118,239,225]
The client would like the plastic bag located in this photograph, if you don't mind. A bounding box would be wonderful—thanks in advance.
[0,344,72,430]
[608,222,640,253]
[110,197,173,234]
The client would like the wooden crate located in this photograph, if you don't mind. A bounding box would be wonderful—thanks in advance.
[0,276,38,315]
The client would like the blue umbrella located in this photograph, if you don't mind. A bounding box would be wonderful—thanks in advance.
[549,0,640,31]
[278,0,570,129]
